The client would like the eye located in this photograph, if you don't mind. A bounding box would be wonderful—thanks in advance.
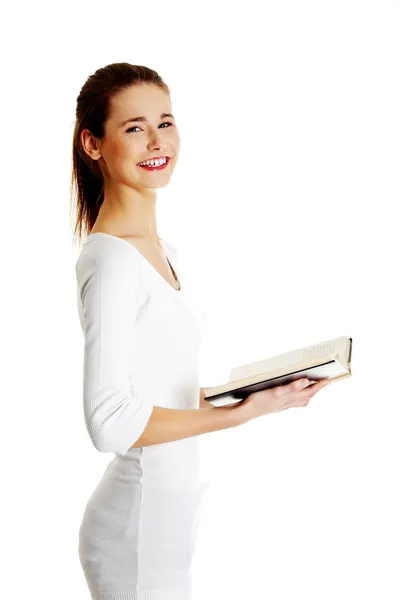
[126,122,173,133]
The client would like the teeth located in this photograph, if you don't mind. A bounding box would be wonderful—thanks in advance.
[139,157,168,167]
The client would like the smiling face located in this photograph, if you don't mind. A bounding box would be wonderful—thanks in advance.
[84,83,180,192]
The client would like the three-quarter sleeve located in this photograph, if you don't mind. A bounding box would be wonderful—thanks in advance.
[76,243,154,456]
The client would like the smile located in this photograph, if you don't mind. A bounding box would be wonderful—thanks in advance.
[137,157,171,170]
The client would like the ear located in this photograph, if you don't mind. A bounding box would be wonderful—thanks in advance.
[80,129,102,161]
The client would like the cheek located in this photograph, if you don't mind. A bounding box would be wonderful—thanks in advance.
[103,142,135,178]
[170,131,180,152]
[172,129,180,144]
[111,140,137,165]
[104,140,126,161]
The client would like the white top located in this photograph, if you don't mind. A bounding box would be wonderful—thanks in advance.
[75,232,205,484]
[75,232,209,597]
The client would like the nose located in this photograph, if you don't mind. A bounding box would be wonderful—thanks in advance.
[148,130,166,152]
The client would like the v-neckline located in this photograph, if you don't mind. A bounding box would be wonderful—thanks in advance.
[85,232,182,293]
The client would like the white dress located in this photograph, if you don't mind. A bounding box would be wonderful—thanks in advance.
[75,233,209,600]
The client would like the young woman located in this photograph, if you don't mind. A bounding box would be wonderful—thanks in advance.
[71,62,330,600]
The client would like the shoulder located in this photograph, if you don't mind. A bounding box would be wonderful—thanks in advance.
[75,235,143,299]
[75,235,147,311]
[76,234,138,273]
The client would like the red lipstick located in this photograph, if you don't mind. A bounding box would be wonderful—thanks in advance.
[137,157,171,171]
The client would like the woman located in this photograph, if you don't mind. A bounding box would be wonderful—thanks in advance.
[71,62,329,600]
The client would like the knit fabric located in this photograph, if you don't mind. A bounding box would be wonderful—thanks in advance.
[75,233,209,600]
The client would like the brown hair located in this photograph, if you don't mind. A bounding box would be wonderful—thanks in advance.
[69,62,170,247]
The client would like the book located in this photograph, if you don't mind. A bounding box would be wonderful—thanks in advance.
[203,335,352,407]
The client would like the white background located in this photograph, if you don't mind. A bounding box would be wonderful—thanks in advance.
[2,0,399,598]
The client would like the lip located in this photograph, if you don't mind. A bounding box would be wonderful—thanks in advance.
[137,156,171,170]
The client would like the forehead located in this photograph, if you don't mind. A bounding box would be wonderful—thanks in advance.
[109,84,171,123]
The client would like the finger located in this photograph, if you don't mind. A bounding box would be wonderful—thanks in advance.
[291,379,329,402]
[308,379,330,389]
[292,378,311,391]
[281,379,330,411]
[276,378,309,397]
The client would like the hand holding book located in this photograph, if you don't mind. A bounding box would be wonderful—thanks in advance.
[238,377,331,422]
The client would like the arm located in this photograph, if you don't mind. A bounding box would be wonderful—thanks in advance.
[130,402,244,448]
[76,242,155,456]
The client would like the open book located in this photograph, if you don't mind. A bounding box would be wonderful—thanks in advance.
[203,335,353,407]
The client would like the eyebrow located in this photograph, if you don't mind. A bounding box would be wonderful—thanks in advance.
[119,113,175,127]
